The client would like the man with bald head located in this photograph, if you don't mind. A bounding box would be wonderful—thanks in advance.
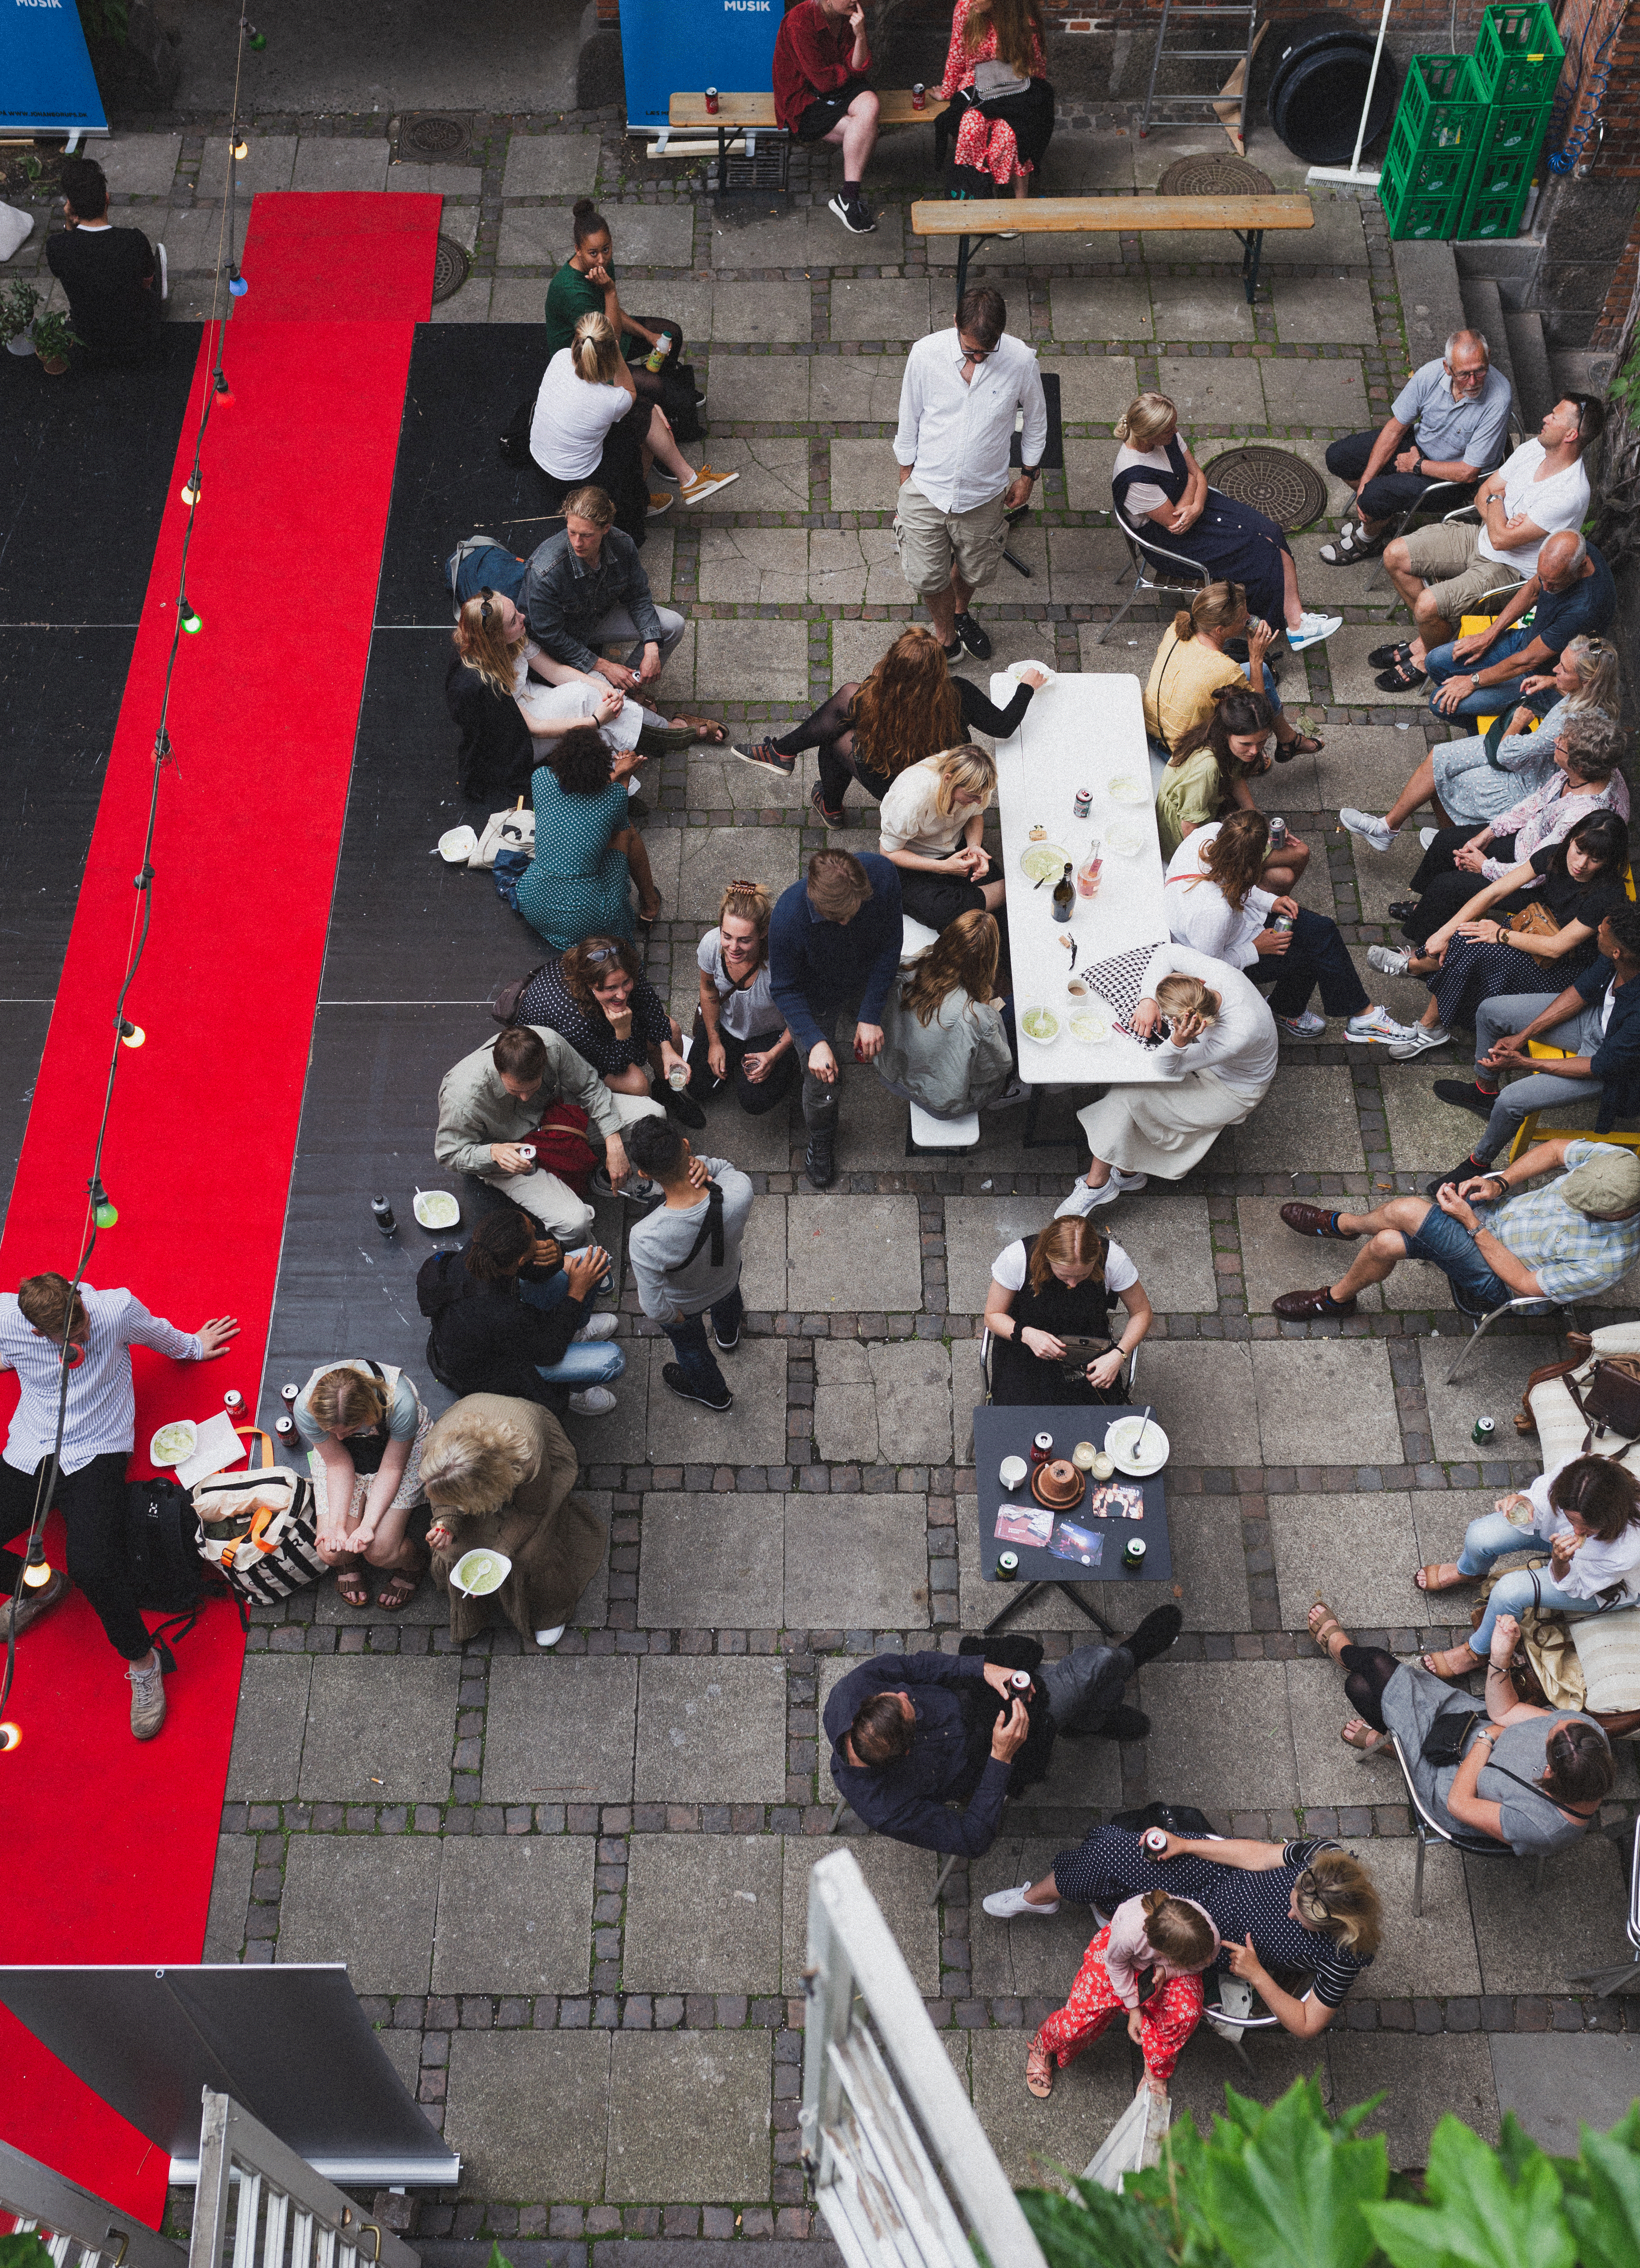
[1319,329,1511,565]
[1418,524,1617,721]
[1371,393,1606,697]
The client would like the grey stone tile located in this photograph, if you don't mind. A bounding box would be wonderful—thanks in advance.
[1258,354,1369,434]
[675,826,802,923]
[488,277,553,324]
[1417,1333,1563,1460]
[1041,354,1141,426]
[815,1340,954,1463]
[1328,2033,1498,2167]
[634,1655,788,1802]
[967,2021,1136,2192]
[1050,276,1153,342]
[636,1490,784,1628]
[1115,1188,1220,1312]
[831,277,935,342]
[829,436,897,511]
[497,205,573,267]
[428,276,491,324]
[1156,354,1266,430]
[445,2031,611,2200]
[1329,624,1429,706]
[291,138,391,191]
[1139,1659,1298,1807]
[1173,2027,1330,2133]
[623,1833,782,1993]
[1128,1339,1261,1465]
[372,2025,422,2098]
[200,135,297,199]
[277,1835,441,1993]
[1350,1834,1483,1999]
[784,1490,931,1629]
[711,203,905,269]
[1045,524,1132,604]
[945,1195,1057,1313]
[712,280,814,342]
[1270,1493,1421,1629]
[1240,1192,1390,1318]
[1409,1485,1501,1590]
[607,2031,771,2202]
[811,354,908,424]
[1150,278,1255,343]
[639,1336,790,1466]
[157,207,245,272]
[1287,1654,1404,1806]
[387,162,481,200]
[694,605,809,695]
[1044,128,1136,192]
[788,1193,922,1312]
[1469,1828,1628,1993]
[831,616,912,685]
[296,1657,457,1803]
[1381,1070,1485,1180]
[501,132,604,198]
[1249,1339,1404,1465]
[1013,1701,1129,1809]
[1224,1065,1366,1175]
[1272,274,1376,347]
[1063,436,1119,513]
[483,1654,637,1805]
[1346,809,1435,926]
[704,352,811,425]
[608,205,698,270]
[225,1654,311,1800]
[204,1836,254,1961]
[1281,190,1370,267]
[101,133,183,196]
[780,1833,942,1994]
[811,523,906,605]
[688,744,816,813]
[1491,2034,1640,2154]
[696,525,809,603]
[432,1836,596,1994]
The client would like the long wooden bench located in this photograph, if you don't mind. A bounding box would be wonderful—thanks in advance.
[668,89,947,196]
[911,192,1315,304]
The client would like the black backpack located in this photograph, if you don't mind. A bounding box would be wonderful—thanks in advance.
[125,1476,203,1613]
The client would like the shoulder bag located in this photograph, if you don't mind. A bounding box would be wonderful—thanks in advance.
[1506,899,1561,938]
[1568,1355,1640,1450]
[193,1428,327,1605]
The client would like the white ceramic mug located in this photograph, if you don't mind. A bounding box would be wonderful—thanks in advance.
[999,1455,1028,1492]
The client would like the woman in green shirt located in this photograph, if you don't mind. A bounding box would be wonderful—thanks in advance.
[1155,685,1308,891]
[546,198,690,418]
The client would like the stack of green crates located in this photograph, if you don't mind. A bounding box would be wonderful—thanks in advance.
[1458,2,1563,239]
[1381,53,1489,238]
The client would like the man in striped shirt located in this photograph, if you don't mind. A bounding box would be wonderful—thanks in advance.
[0,1275,238,1739]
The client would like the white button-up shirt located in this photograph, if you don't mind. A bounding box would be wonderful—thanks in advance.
[893,328,1048,515]
[0,1286,202,1475]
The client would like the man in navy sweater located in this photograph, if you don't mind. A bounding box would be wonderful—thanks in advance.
[770,848,903,1190]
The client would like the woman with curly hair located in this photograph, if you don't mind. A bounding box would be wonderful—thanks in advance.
[518,933,705,1128]
[423,1393,607,1650]
[982,1212,1154,1406]
[1155,685,1310,886]
[939,0,1053,199]
[730,625,1047,826]
[512,724,662,951]
[877,908,1019,1117]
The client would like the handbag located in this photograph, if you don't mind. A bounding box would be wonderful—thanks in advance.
[527,1102,599,1198]
[1568,1355,1640,1450]
[1421,1706,1484,1765]
[1506,899,1561,938]
[493,963,548,1027]
[1054,1332,1123,1390]
[192,1428,328,1605]
[471,805,535,871]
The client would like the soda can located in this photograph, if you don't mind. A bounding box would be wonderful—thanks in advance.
[1271,912,1295,934]
[1269,816,1288,850]
[517,1144,537,1165]
[223,1389,245,1421]
[1009,1669,1033,1693]
[1073,788,1092,820]
[1030,1431,1053,1467]
[281,1383,299,1410]
[1473,1416,1496,1446]
[275,1414,297,1445]
[912,81,926,107]
[1123,1534,1147,1569]
[996,1551,1019,1582]
[704,87,719,113]
[1142,1828,1169,1855]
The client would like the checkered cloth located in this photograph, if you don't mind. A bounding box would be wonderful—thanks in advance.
[1080,941,1167,1027]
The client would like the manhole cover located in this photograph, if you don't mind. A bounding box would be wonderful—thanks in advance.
[1156,152,1274,197]
[432,235,471,302]
[1205,445,1328,531]
[401,112,469,157]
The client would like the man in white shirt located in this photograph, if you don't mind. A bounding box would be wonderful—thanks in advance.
[0,1275,238,1739]
[1373,393,1603,690]
[892,286,1047,662]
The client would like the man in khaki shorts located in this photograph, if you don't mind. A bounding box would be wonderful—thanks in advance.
[892,285,1047,661]
[1371,393,1601,694]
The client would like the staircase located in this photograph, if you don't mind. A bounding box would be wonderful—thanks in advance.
[1456,263,1555,430]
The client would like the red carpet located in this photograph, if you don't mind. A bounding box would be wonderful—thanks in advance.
[0,193,438,2215]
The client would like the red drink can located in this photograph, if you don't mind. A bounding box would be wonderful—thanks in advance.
[705,87,719,114]
[912,82,926,108]
[1030,1431,1053,1468]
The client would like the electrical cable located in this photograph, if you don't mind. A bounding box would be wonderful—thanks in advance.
[0,12,256,1743]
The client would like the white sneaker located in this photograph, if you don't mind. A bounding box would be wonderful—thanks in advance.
[535,1624,566,1648]
[1386,1023,1451,1060]
[1056,1170,1144,1218]
[1339,807,1398,853]
[568,1387,618,1417]
[1277,1009,1327,1038]
[574,1312,619,1342]
[1368,944,1411,978]
[1419,827,1439,849]
[982,1883,1060,1918]
[1346,1004,1416,1044]
[1288,611,1343,650]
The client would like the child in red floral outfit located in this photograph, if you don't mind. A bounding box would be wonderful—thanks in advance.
[1027,1889,1218,2097]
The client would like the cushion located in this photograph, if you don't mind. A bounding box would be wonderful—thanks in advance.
[1573,1609,1640,1714]
[0,204,35,263]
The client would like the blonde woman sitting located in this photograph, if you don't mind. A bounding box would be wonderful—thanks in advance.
[877,908,1020,1118]
[423,1393,607,1651]
[878,741,1003,930]
[294,1360,431,1611]
[530,311,735,541]
[1144,579,1323,760]
[1059,945,1277,1214]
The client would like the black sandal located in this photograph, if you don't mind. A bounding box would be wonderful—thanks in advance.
[1375,658,1428,691]
[1281,730,1325,756]
[1368,640,1413,670]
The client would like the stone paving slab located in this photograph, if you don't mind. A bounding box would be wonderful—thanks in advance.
[290,138,390,191]
[501,133,605,199]
[967,2022,1136,2191]
[788,1194,922,1313]
[100,133,183,195]
[1491,2034,1640,2154]
[633,1657,789,1803]
[225,1654,311,1800]
[1248,1338,1404,1465]
[711,280,815,343]
[607,2032,772,2202]
[296,1656,459,1803]
[198,137,297,199]
[204,1834,254,1962]
[780,1833,941,1995]
[814,1341,953,1464]
[623,1833,783,1995]
[278,1834,442,1992]
[1468,1832,1628,1993]
[1270,1493,1423,1631]
[445,2031,611,2200]
[1270,274,1376,346]
[1329,2032,1499,2169]
[483,1655,637,1806]
[593,1339,790,1469]
[1154,355,1266,431]
[1049,276,1154,341]
[785,1491,931,1629]
[1139,1659,1298,1808]
[636,1492,785,1629]
[1224,1067,1367,1175]
[432,1836,597,1995]
[1417,1332,1562,1459]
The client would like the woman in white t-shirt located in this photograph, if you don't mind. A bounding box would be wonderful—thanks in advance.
[453,582,653,752]
[983,1215,1154,1407]
[878,742,1003,932]
[530,312,737,539]
[687,879,798,1117]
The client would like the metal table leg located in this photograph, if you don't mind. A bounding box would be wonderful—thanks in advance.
[985,1579,1118,1638]
[1239,227,1265,305]
[954,232,994,305]
[716,125,731,197]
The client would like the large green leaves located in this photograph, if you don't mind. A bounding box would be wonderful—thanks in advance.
[1362,2115,1571,2268]
[1564,2127,1640,2268]
[1192,2081,1389,2268]
[1016,2176,1176,2268]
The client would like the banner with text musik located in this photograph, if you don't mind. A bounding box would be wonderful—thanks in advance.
[619,0,780,129]
[1,0,109,135]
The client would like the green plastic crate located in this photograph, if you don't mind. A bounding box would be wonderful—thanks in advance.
[1382,168,1466,240]
[1466,146,1534,202]
[1479,94,1552,157]
[1394,52,1490,151]
[1384,129,1475,202]
[1474,2,1564,104]
[1459,177,1532,239]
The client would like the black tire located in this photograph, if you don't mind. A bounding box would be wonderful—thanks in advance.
[1268,19,1398,165]
[1266,9,1377,107]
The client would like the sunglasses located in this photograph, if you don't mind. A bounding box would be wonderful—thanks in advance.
[477,585,499,626]
[1295,1867,1337,1919]
[584,945,623,968]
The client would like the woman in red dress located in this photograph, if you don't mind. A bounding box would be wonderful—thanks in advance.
[940,0,1053,197]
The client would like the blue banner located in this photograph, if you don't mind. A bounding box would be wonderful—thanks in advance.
[619,0,781,130]
[1,0,109,136]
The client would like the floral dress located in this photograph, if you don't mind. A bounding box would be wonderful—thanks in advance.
[939,0,1048,183]
[1037,1923,1204,2085]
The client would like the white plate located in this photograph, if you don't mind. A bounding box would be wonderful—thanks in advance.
[1104,1414,1169,1476]
[1009,659,1055,687]
[1104,821,1144,857]
[150,1419,199,1468]
[1068,1008,1111,1044]
[414,1189,461,1230]
[1019,1006,1061,1046]
[1106,775,1147,805]
[1020,840,1069,883]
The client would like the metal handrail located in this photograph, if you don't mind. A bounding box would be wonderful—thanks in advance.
[189,2095,419,2268]
[0,2140,186,2268]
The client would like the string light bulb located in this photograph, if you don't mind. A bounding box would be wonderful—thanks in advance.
[228,270,249,300]
[22,1539,52,1592]
[247,22,266,46]
[120,1020,146,1049]
[179,597,202,635]
[231,131,249,160]
[0,1725,21,1754]
[180,471,201,506]
[213,371,234,405]
[91,1179,119,1229]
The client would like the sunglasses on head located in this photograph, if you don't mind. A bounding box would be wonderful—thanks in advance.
[1295,1867,1337,1918]
[584,945,623,968]
[477,585,499,626]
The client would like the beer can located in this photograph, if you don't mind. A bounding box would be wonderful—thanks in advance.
[223,1389,244,1421]
[517,1143,537,1164]
[912,81,926,107]
[704,87,719,112]
[1009,1669,1033,1692]
[1473,1416,1496,1446]
[1271,912,1295,934]
[1142,1828,1169,1855]
[1269,816,1287,850]
[1073,788,1092,820]
[1122,1534,1147,1569]
[997,1551,1019,1582]
[1030,1431,1053,1467]
[275,1414,297,1445]
[281,1383,299,1410]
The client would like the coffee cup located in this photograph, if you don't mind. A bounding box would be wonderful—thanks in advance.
[999,1455,1028,1492]
[1066,976,1091,1002]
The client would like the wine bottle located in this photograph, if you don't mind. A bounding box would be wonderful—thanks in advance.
[1051,861,1074,923]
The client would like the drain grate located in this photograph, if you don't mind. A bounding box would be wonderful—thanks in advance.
[1155,152,1274,197]
[399,112,470,158]
[431,235,472,302]
[1205,445,1329,532]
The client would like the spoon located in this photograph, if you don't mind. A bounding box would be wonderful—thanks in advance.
[1134,1404,1156,1463]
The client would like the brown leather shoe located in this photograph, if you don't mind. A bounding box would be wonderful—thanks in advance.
[0,1566,68,1638]
[1273,1286,1358,1319]
[1280,1202,1356,1241]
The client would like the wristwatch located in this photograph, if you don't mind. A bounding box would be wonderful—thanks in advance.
[1020,466,1039,483]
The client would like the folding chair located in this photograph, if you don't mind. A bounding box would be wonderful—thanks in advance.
[1389,1731,1542,1912]
[1570,1812,1640,1995]
[1443,1282,1578,1385]
[1096,503,1207,645]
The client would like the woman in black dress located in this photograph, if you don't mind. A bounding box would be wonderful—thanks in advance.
[728,627,1048,825]
[983,1216,1154,1407]
[518,934,707,1129]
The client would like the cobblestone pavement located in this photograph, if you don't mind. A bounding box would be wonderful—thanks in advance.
[45,101,1640,2241]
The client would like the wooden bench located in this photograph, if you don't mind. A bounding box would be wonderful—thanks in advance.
[910,192,1315,304]
[668,89,947,197]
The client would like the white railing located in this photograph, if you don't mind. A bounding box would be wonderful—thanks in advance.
[2,2138,186,2268]
[188,2095,419,2268]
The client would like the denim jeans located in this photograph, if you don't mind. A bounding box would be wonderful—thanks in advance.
[1255,906,1370,1020]
[1457,1509,1600,1654]
[518,1250,624,1386]
[1471,994,1604,1161]
[663,1281,744,1399]
[1425,627,1534,720]
[1400,1199,1511,1311]
[520,1246,612,1310]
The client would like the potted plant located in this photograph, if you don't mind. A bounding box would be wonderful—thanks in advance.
[31,309,79,376]
[1,279,40,358]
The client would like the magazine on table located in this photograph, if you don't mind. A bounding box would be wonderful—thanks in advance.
[994,1503,1054,1548]
[1048,1520,1103,1567]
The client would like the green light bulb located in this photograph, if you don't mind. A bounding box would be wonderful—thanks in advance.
[180,600,202,634]
[94,1199,119,1228]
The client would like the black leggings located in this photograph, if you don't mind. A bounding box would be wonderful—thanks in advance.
[771,684,891,814]
[1339,1644,1400,1734]
[1400,827,1518,947]
[686,1016,798,1116]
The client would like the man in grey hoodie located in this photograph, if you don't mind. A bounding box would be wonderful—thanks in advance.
[625,1116,753,1413]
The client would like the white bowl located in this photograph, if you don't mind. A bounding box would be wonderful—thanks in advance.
[1104,821,1144,858]
[451,1548,512,1597]
[1019,1006,1061,1046]
[1009,659,1055,687]
[414,1189,461,1231]
[150,1419,199,1468]
[1104,1414,1169,1476]
[438,825,478,865]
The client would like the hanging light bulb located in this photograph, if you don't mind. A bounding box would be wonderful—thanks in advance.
[247,22,266,47]
[180,470,201,506]
[91,1178,119,1229]
[179,597,203,635]
[213,371,234,405]
[228,270,250,300]
[0,1725,22,1754]
[231,130,249,160]
[120,1019,146,1049]
[22,1538,52,1592]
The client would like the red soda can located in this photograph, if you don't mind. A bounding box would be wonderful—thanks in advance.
[1030,1431,1053,1468]
[912,82,926,108]
[704,87,719,114]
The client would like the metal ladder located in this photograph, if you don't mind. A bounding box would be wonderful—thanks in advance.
[1137,0,1260,142]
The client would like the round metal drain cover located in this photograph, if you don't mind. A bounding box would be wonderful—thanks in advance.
[432,235,472,303]
[1156,153,1274,197]
[403,114,468,156]
[1205,445,1328,531]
